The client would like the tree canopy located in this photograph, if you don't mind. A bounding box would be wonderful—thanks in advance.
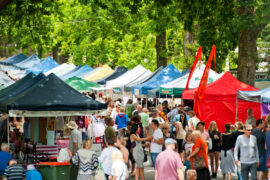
[0,0,269,85]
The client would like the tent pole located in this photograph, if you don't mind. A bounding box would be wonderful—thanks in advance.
[7,116,10,149]
[235,98,238,123]
[158,93,160,108]
[171,95,174,109]
[260,97,263,119]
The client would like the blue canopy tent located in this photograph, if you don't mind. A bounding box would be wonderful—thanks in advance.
[124,66,163,92]
[0,53,28,65]
[132,63,182,95]
[60,65,93,80]
[13,54,40,70]
[26,56,59,75]
[237,87,270,116]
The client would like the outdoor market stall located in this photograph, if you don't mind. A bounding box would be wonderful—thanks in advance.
[83,64,114,82]
[237,86,270,116]
[124,66,163,92]
[96,66,128,85]
[182,71,261,131]
[0,73,107,162]
[45,63,76,76]
[60,65,93,80]
[159,64,222,96]
[26,56,59,75]
[13,54,41,70]
[132,63,182,95]
[65,76,100,92]
[106,64,148,88]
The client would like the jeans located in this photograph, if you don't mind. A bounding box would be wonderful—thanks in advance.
[241,163,257,180]
[150,153,159,168]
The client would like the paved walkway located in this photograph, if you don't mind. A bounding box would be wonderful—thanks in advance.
[127,159,239,180]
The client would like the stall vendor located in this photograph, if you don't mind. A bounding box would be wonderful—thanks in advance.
[66,121,82,155]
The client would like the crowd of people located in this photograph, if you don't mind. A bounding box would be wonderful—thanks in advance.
[1,95,270,180]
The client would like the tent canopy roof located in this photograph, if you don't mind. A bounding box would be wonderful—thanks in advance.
[237,86,270,103]
[106,65,147,88]
[96,66,128,85]
[13,54,40,70]
[61,65,93,80]
[0,53,28,65]
[26,56,59,75]
[65,76,100,91]
[132,63,181,95]
[183,71,259,100]
[0,71,14,87]
[84,64,114,82]
[6,73,107,113]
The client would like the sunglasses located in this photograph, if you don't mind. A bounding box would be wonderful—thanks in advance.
[162,128,168,130]
[246,129,252,131]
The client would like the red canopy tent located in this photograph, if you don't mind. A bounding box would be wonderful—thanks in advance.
[182,71,261,132]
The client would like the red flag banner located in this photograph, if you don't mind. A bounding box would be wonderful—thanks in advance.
[185,46,202,91]
[194,45,216,118]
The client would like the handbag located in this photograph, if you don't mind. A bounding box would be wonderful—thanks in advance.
[208,137,213,151]
[193,140,206,170]
[94,163,106,180]
[144,150,148,162]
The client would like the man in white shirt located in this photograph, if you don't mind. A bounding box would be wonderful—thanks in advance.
[145,109,164,137]
[150,119,164,168]
[67,121,82,155]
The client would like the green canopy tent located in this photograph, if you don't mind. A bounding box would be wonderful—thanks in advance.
[65,76,100,92]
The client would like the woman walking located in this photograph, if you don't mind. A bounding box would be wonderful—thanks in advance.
[187,130,210,180]
[208,121,221,178]
[109,149,128,180]
[220,123,235,180]
[72,138,99,180]
[161,123,174,150]
[130,124,152,180]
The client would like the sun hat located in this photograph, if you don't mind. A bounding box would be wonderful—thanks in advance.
[66,121,77,129]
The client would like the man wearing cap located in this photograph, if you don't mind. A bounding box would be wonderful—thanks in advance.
[155,138,184,180]
[67,121,82,155]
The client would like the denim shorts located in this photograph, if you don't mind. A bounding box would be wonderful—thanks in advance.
[258,155,266,172]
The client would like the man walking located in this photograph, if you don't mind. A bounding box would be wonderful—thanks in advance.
[234,124,259,180]
[67,121,82,155]
[0,143,12,178]
[245,109,256,128]
[150,119,163,168]
[155,138,184,180]
[252,119,266,180]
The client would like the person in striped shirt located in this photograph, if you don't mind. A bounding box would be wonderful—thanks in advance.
[3,159,25,180]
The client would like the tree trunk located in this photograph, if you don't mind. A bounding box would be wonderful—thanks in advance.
[52,46,59,63]
[183,31,194,56]
[237,25,263,86]
[155,31,167,68]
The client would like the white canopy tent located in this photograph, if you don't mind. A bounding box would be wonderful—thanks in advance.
[106,65,148,88]
[45,63,76,76]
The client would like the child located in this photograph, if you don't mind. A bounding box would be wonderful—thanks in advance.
[187,169,197,180]
[182,132,194,170]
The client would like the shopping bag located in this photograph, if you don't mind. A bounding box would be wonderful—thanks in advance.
[236,164,242,180]
[94,163,106,180]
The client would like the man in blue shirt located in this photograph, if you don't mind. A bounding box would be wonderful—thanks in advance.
[0,143,12,176]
